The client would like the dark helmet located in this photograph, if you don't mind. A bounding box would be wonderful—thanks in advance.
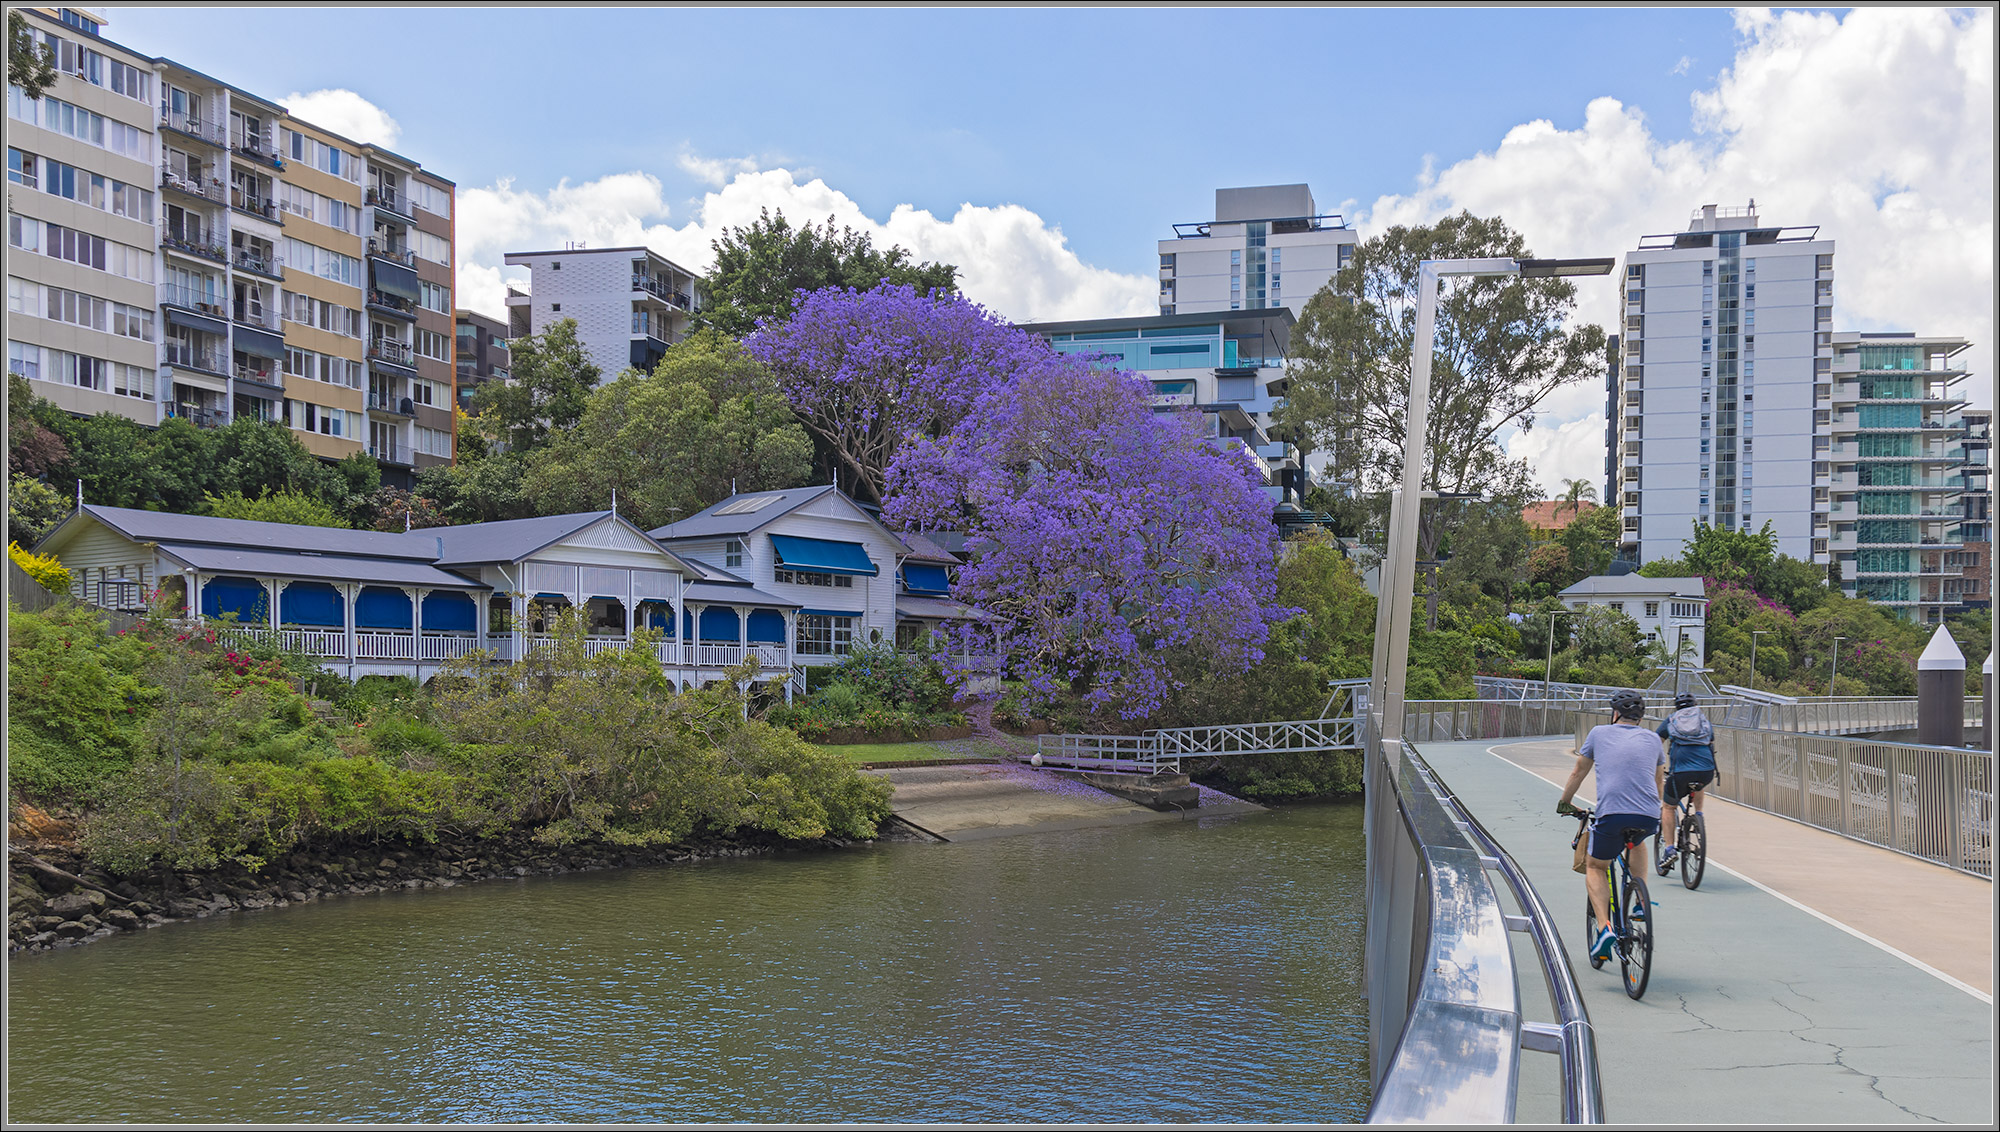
[1675,694,1698,710]
[1610,689,1647,719]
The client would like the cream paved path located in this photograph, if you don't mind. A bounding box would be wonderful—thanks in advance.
[1418,737,1993,1126]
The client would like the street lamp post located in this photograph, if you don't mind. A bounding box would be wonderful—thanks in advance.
[1543,608,1577,735]
[1829,634,1847,694]
[1370,256,1615,743]
[1749,629,1770,692]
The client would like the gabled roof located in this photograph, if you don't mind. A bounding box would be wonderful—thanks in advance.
[157,546,486,591]
[653,486,911,552]
[40,505,440,560]
[897,531,960,563]
[432,511,697,573]
[1559,575,1706,600]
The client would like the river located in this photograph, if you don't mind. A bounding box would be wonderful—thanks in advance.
[8,803,1370,1123]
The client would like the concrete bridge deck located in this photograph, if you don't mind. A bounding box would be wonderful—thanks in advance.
[1420,737,1993,1125]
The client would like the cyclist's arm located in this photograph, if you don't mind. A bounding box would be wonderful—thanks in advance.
[1557,752,1593,811]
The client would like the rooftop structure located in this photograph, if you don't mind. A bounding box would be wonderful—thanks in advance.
[502,245,701,382]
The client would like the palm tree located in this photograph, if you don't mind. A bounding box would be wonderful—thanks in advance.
[1559,478,1598,523]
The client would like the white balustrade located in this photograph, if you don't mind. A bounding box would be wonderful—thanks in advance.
[423,634,478,661]
[355,630,416,660]
[280,628,346,657]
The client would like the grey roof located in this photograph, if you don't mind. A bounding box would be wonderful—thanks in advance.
[896,595,1000,622]
[682,580,799,608]
[430,512,609,566]
[898,531,960,563]
[51,505,439,560]
[1559,575,1706,599]
[156,546,486,590]
[650,486,841,540]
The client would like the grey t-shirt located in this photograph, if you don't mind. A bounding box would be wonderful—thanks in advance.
[1580,722,1665,816]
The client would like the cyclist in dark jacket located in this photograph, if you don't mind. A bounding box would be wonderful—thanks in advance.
[1656,693,1716,868]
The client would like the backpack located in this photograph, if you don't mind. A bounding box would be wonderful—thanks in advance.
[1667,706,1713,746]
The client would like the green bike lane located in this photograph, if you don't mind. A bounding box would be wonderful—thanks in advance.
[1415,738,1993,1126]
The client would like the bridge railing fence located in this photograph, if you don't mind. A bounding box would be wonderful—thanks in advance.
[1573,712,1993,878]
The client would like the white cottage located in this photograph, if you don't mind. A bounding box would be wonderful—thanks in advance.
[1558,574,1709,657]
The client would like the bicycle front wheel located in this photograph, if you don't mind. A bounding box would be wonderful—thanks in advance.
[1682,812,1707,891]
[1620,870,1653,999]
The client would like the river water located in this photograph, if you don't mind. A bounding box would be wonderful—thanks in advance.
[8,804,1370,1123]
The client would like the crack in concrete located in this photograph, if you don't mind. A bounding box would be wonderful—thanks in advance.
[1764,995,1949,1124]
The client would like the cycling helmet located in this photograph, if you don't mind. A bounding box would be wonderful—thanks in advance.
[1609,689,1647,719]
[1675,694,1698,710]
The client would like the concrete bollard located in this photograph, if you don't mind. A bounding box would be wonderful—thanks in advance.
[1916,626,1965,749]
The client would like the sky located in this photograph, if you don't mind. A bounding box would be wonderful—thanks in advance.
[98,6,1995,496]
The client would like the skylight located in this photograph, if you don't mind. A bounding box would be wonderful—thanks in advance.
[713,494,783,516]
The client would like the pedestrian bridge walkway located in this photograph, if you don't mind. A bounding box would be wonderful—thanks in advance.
[1421,735,1991,1125]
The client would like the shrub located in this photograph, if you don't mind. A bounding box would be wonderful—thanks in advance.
[9,539,71,594]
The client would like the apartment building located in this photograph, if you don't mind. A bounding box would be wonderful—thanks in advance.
[1019,308,1306,516]
[1825,332,1982,623]
[1611,202,1834,566]
[1953,409,1991,611]
[5,7,455,488]
[1155,184,1357,318]
[501,246,700,383]
[453,308,509,412]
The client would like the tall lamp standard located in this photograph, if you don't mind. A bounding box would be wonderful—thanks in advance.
[1542,608,1578,734]
[1829,634,1848,694]
[1749,629,1770,692]
[1369,256,1615,743]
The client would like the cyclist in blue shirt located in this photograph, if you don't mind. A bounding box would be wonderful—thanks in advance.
[1656,693,1716,868]
[1557,688,1665,962]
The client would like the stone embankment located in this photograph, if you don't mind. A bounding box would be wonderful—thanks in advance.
[8,827,872,956]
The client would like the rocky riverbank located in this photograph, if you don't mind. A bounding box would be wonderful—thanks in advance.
[9,823,911,956]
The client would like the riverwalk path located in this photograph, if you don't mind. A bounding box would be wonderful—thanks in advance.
[1422,737,1994,1125]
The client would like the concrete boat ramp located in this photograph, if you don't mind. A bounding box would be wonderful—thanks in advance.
[871,763,1266,841]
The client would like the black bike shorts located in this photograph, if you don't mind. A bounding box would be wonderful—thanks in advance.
[1666,770,1715,805]
[1589,813,1660,861]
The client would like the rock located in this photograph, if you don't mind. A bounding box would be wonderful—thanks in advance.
[378,858,399,871]
[27,931,56,947]
[165,898,203,918]
[78,914,103,930]
[10,882,46,915]
[103,909,141,931]
[33,915,64,931]
[511,866,529,877]
[46,890,107,919]
[53,920,92,939]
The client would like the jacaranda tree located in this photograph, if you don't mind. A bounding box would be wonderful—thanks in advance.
[747,282,1050,505]
[887,353,1288,719]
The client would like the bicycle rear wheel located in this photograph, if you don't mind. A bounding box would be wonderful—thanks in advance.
[1681,811,1707,890]
[1585,895,1605,969]
[1620,870,1653,999]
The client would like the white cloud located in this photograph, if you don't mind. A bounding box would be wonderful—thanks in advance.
[454,163,1154,325]
[1672,55,1693,76]
[675,150,761,187]
[278,89,401,148]
[1361,7,1993,496]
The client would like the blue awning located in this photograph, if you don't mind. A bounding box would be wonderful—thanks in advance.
[422,591,477,633]
[234,325,285,359]
[356,586,413,629]
[902,563,951,595]
[769,534,878,577]
[280,581,343,627]
[747,609,787,643]
[798,608,861,619]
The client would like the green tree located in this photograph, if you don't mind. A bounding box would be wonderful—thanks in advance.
[202,489,350,529]
[7,10,56,100]
[8,374,68,477]
[1677,519,1778,584]
[1278,211,1608,561]
[1437,495,1534,605]
[520,331,815,529]
[206,419,343,504]
[1557,503,1621,579]
[8,472,69,545]
[692,209,959,339]
[1560,477,1598,511]
[476,319,600,453]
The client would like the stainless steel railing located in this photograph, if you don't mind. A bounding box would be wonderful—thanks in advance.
[1573,712,1993,878]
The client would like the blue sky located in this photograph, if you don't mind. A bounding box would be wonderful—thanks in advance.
[100,6,1738,274]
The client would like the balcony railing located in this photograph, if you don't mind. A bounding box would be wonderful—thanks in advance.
[366,185,414,219]
[368,441,409,465]
[229,246,281,277]
[230,128,280,166]
[163,343,226,375]
[161,228,229,263]
[632,274,692,309]
[229,187,278,220]
[233,362,281,387]
[365,290,417,319]
[160,285,225,316]
[367,339,417,368]
[161,163,227,204]
[231,302,279,331]
[158,105,227,145]
[367,392,416,416]
[366,238,417,268]
[165,404,227,429]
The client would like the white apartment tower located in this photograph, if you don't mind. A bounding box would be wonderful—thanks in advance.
[1612,203,1836,566]
[502,246,701,384]
[1156,185,1356,317]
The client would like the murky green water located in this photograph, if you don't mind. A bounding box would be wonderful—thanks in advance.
[8,804,1369,1123]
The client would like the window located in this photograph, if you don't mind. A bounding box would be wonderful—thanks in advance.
[775,569,852,589]
[413,328,450,360]
[725,540,743,568]
[283,293,363,338]
[7,147,35,189]
[410,378,436,406]
[8,340,40,381]
[409,180,451,218]
[411,229,450,265]
[11,149,154,221]
[1671,601,1704,619]
[1645,601,1660,618]
[282,237,362,287]
[797,614,856,656]
[1608,602,1624,613]
[414,424,451,457]
[418,280,451,313]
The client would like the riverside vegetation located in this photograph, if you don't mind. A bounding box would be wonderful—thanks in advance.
[7,600,893,953]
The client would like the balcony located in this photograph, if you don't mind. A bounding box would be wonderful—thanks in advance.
[160,285,226,318]
[230,129,282,169]
[164,342,228,376]
[231,302,279,332]
[161,164,227,205]
[233,361,282,390]
[231,246,283,278]
[164,404,227,429]
[158,105,227,146]
[369,441,411,466]
[161,228,228,264]
[366,340,418,370]
[366,238,417,268]
[632,274,694,310]
[365,290,418,321]
[229,187,278,222]
[366,186,415,220]
[367,392,416,417]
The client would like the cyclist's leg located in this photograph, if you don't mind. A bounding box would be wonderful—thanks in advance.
[1585,858,1613,935]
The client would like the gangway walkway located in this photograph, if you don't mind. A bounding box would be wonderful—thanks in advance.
[1422,735,1992,1125]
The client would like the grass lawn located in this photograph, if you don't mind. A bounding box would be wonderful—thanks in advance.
[820,738,1017,764]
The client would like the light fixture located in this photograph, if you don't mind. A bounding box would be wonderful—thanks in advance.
[1516,257,1618,278]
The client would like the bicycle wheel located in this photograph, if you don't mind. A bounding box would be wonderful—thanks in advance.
[1681,811,1707,891]
[1619,869,1653,1000]
[1655,831,1675,877]
[1585,895,1605,970]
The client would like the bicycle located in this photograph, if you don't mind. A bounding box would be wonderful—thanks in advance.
[1656,788,1707,890]
[1569,809,1654,1000]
